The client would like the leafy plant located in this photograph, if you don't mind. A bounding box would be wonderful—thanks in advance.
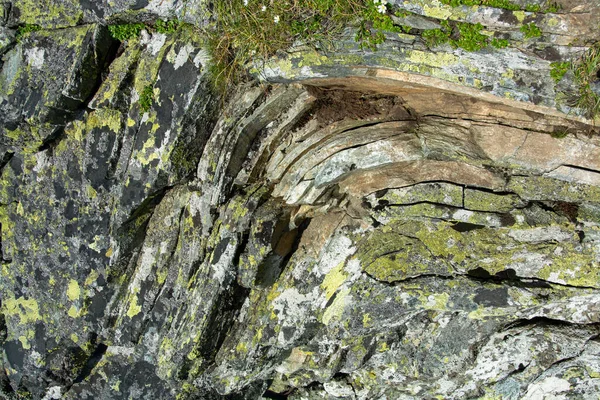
[15,24,41,41]
[155,19,180,34]
[549,61,570,83]
[524,4,541,12]
[423,21,508,52]
[139,84,155,112]
[422,28,451,48]
[454,22,488,51]
[491,38,509,48]
[520,22,542,39]
[108,23,145,41]
[545,1,561,12]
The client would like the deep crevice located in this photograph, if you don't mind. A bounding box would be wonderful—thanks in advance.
[0,152,14,172]
[503,316,600,331]
[556,163,600,175]
[71,342,108,384]
[255,217,311,288]
[37,125,66,154]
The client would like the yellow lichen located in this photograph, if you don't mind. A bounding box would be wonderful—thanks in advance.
[2,296,42,324]
[321,262,348,300]
[67,279,80,301]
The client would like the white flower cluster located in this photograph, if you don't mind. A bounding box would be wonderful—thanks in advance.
[374,0,388,13]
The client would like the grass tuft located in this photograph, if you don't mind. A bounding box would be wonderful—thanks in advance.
[570,43,600,119]
[205,0,398,93]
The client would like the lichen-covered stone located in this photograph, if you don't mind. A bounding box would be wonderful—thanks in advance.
[2,2,600,399]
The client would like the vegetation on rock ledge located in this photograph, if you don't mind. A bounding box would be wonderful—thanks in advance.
[571,43,600,119]
[205,0,400,92]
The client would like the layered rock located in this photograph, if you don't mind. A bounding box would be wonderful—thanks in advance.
[1,0,600,399]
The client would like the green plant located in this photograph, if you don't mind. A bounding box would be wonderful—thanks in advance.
[422,28,451,48]
[524,4,541,12]
[439,0,559,12]
[139,84,155,112]
[15,24,41,41]
[550,129,569,138]
[423,20,508,52]
[545,1,561,12]
[520,22,542,39]
[155,19,180,34]
[549,61,570,83]
[570,43,600,119]
[206,0,398,92]
[108,23,145,41]
[491,38,509,48]
[439,0,520,11]
[454,22,487,51]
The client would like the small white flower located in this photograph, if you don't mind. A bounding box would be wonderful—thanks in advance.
[243,0,248,5]
[261,5,266,11]
[274,15,280,23]
[373,0,382,3]
[377,3,387,13]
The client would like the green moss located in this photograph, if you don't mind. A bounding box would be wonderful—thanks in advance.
[108,23,145,41]
[520,22,542,39]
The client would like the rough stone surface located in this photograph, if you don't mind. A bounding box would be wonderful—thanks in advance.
[1,1,600,399]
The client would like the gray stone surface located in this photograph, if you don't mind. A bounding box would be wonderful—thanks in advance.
[1,1,600,399]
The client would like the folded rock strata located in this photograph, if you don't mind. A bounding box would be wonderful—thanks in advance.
[1,1,600,399]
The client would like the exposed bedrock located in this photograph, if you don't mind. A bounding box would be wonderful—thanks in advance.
[1,2,600,399]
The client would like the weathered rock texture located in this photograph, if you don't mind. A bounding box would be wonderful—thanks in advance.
[1,0,600,399]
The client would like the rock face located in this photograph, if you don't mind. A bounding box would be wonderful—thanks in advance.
[1,1,600,399]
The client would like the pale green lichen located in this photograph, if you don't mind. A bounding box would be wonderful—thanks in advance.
[321,262,348,300]
[126,291,142,318]
[2,296,42,324]
[67,279,80,301]
[321,287,350,325]
[13,0,83,28]
[463,189,523,212]
[507,176,600,202]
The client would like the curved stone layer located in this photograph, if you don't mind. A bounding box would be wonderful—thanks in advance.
[1,3,600,399]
